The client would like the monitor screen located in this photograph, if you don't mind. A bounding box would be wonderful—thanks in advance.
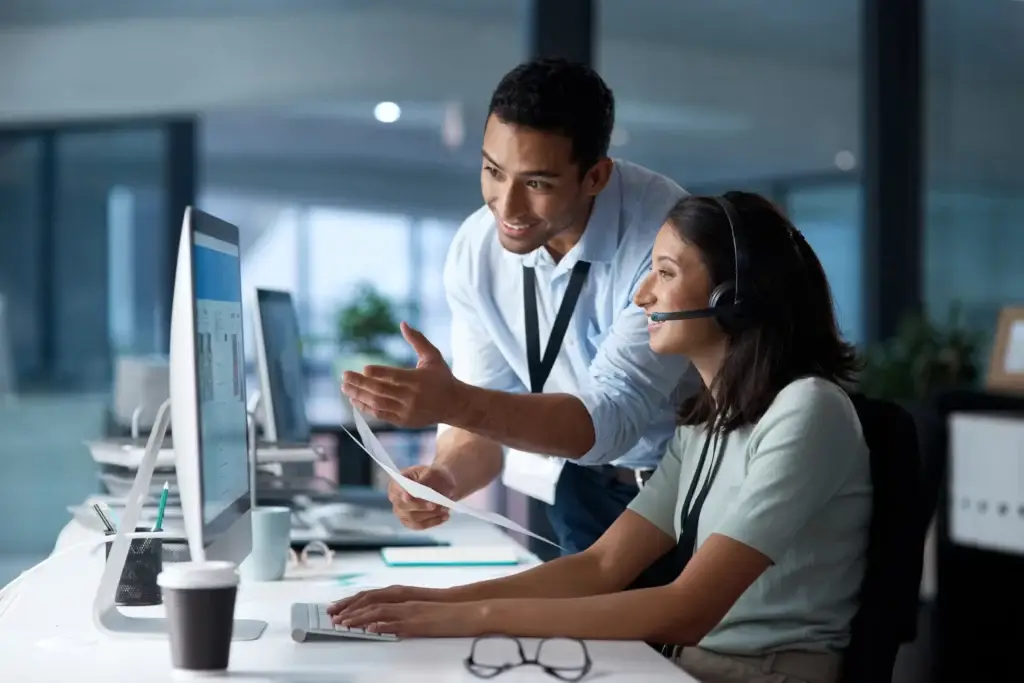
[192,230,250,527]
[256,290,310,444]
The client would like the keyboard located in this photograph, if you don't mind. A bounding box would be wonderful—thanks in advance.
[290,603,400,643]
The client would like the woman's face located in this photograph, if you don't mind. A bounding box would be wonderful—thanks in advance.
[634,222,726,356]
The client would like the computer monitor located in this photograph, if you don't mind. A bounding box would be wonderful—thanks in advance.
[169,208,253,568]
[94,207,266,640]
[252,288,311,445]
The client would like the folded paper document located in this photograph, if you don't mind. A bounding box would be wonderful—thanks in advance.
[343,406,565,552]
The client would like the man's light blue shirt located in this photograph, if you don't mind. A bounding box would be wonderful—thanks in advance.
[440,159,697,469]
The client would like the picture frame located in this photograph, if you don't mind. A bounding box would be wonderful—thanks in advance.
[985,305,1024,393]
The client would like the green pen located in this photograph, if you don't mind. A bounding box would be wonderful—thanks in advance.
[153,481,170,532]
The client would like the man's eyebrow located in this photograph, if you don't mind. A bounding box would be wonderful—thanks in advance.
[481,150,562,178]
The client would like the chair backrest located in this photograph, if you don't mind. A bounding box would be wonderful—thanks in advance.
[840,393,927,683]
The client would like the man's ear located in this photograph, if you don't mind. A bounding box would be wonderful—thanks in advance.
[582,157,614,197]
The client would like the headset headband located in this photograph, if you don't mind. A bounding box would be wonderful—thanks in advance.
[709,195,749,308]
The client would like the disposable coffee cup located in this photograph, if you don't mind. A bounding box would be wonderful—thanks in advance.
[158,561,239,676]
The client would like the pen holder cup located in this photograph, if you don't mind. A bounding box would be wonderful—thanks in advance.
[104,527,163,606]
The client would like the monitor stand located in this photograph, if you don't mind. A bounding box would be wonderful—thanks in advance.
[92,397,267,641]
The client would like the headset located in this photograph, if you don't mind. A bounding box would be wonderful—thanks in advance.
[649,195,752,333]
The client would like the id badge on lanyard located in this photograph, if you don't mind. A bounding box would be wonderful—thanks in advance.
[500,261,591,504]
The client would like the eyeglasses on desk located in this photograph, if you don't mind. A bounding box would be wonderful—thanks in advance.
[464,635,592,681]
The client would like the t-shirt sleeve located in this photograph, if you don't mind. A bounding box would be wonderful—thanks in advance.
[712,379,867,563]
[627,429,686,539]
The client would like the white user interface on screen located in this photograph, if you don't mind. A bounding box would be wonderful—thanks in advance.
[192,231,250,526]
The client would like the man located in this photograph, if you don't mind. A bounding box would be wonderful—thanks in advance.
[341,58,698,575]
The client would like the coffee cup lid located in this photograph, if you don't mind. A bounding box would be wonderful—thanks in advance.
[157,561,239,590]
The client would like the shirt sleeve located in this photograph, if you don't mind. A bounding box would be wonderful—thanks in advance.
[712,379,868,563]
[575,254,700,465]
[437,229,525,439]
[626,429,686,538]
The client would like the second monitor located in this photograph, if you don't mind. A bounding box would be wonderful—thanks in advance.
[252,288,311,446]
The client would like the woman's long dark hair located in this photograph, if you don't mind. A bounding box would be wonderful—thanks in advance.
[672,191,860,432]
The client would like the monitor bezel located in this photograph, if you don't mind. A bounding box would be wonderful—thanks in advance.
[188,208,252,544]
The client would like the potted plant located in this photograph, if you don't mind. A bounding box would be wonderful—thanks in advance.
[333,282,402,375]
[857,302,983,403]
[857,302,984,526]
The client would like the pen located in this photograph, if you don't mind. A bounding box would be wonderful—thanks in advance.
[92,503,115,533]
[153,481,169,532]
[102,503,121,530]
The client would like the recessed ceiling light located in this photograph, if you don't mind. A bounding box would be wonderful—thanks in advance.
[373,101,401,123]
[834,150,856,171]
[442,101,465,149]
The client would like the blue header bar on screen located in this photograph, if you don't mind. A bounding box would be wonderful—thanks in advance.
[193,237,241,303]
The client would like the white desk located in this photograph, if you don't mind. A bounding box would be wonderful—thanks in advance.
[0,515,694,682]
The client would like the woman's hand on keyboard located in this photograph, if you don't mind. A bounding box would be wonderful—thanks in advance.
[327,584,445,620]
[331,600,485,638]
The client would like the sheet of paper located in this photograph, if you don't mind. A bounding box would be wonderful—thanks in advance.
[343,407,565,552]
[351,409,400,471]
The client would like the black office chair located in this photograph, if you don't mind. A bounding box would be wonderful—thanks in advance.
[840,393,927,683]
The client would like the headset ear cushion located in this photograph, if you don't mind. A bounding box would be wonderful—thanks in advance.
[709,282,743,335]
[709,282,735,310]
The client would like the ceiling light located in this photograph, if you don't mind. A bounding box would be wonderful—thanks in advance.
[373,101,401,123]
[442,101,465,149]
[611,127,630,147]
[834,150,856,171]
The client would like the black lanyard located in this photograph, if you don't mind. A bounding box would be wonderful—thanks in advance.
[676,425,728,566]
[522,261,591,394]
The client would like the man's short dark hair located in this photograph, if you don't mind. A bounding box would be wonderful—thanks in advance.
[487,57,614,173]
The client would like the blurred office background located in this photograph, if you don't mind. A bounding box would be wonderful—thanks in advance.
[0,2,1021,678]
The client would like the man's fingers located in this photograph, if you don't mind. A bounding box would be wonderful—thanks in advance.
[361,365,418,385]
[406,507,450,522]
[401,470,444,507]
[399,510,450,530]
[342,377,407,409]
[349,397,404,424]
[401,494,440,510]
[389,482,440,511]
[399,322,443,363]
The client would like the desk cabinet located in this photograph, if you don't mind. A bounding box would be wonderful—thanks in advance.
[932,391,1024,683]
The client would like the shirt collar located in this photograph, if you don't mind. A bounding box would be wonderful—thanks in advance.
[518,162,623,271]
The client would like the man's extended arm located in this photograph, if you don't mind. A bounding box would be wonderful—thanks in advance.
[350,217,693,467]
[351,262,695,462]
[439,265,695,461]
[446,385,596,459]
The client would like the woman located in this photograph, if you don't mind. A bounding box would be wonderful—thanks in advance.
[327,192,871,683]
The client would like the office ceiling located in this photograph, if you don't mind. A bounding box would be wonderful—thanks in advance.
[3,0,1022,189]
